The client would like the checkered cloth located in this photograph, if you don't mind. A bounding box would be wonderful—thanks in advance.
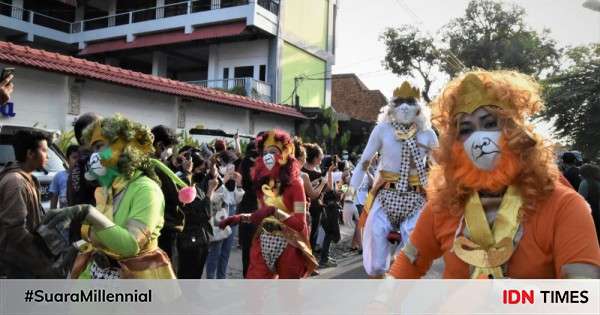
[378,189,425,230]
[90,261,121,279]
[260,232,288,272]
[390,122,428,191]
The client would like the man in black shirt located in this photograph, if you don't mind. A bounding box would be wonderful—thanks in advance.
[151,125,183,261]
[67,113,100,206]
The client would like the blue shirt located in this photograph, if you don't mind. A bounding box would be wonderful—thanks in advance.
[49,170,69,207]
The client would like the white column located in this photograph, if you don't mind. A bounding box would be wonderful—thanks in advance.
[108,0,117,26]
[156,0,165,19]
[211,0,221,10]
[11,0,24,20]
[152,51,168,77]
[207,44,219,81]
[73,4,85,33]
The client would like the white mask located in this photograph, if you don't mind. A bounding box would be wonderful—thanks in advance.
[394,103,419,124]
[160,147,173,162]
[463,131,502,171]
[263,153,276,170]
[84,152,107,181]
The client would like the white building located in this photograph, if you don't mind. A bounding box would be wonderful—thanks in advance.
[0,41,303,136]
[0,0,338,109]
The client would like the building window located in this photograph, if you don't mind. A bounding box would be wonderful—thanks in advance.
[234,66,254,78]
[259,65,266,81]
[223,67,229,79]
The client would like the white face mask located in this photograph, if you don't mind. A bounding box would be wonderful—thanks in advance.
[263,153,276,170]
[160,147,173,162]
[463,131,502,171]
[394,103,419,124]
[84,152,107,181]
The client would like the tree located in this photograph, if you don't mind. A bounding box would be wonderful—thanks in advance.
[381,25,442,102]
[542,44,600,159]
[441,0,560,78]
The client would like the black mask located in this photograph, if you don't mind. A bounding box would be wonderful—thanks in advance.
[225,179,236,192]
[192,172,206,185]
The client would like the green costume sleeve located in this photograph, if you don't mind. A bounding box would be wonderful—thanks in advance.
[95,225,140,257]
[94,178,165,258]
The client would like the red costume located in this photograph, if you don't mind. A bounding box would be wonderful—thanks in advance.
[220,130,317,278]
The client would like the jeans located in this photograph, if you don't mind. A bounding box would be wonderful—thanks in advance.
[320,234,333,263]
[309,205,322,248]
[205,204,237,279]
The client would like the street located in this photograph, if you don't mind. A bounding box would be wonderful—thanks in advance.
[224,239,444,279]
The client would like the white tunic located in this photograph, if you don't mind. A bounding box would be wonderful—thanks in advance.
[349,122,438,189]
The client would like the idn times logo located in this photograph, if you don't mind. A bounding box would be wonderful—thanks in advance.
[502,290,589,304]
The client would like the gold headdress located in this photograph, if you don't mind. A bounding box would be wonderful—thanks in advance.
[262,130,295,166]
[453,73,516,116]
[392,81,421,100]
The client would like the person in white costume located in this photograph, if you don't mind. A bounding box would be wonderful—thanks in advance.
[344,81,438,278]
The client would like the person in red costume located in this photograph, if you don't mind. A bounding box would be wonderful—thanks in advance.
[219,130,318,279]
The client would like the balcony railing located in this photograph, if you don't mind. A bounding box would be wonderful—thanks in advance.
[0,0,279,34]
[0,1,72,33]
[189,77,273,102]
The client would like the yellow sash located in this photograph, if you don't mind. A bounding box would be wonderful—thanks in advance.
[452,186,522,279]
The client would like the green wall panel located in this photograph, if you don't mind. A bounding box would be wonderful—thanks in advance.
[280,43,326,108]
[283,0,328,50]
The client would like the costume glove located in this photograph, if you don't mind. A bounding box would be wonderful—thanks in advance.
[250,206,276,225]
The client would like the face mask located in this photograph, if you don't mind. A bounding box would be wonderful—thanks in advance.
[263,153,276,170]
[85,152,120,187]
[394,103,419,124]
[85,152,107,181]
[225,179,237,191]
[463,131,502,171]
[160,147,173,162]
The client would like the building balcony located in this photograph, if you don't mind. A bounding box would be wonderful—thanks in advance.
[0,0,280,48]
[189,77,272,102]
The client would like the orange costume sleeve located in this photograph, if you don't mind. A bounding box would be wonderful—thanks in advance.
[389,205,443,278]
[552,190,600,275]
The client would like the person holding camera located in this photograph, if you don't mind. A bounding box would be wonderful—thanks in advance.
[205,150,244,279]
[176,149,214,279]
[151,126,184,261]
[318,155,343,268]
[301,143,328,250]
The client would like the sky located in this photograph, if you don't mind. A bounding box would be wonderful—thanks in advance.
[331,0,600,141]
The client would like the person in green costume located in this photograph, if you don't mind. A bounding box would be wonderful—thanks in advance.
[43,115,179,279]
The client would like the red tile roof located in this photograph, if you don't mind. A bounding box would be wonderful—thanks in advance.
[0,41,305,119]
[80,22,247,55]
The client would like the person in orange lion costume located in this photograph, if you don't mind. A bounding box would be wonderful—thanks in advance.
[388,70,600,279]
[219,130,318,278]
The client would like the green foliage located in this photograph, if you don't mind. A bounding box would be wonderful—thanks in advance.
[340,130,352,149]
[57,130,76,155]
[381,25,440,102]
[381,0,561,102]
[228,85,247,96]
[176,129,200,151]
[441,0,560,77]
[541,44,600,159]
